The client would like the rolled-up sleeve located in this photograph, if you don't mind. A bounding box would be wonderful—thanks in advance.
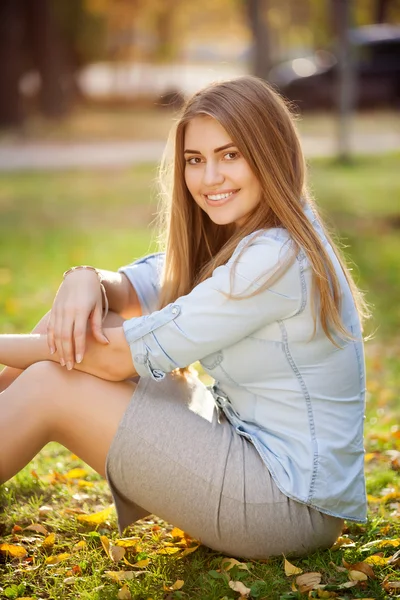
[118,253,165,315]
[122,234,303,380]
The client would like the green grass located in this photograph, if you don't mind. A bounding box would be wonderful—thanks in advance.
[0,155,400,599]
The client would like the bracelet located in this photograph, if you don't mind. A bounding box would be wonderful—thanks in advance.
[63,265,109,322]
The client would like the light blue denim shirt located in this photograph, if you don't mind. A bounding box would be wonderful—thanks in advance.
[119,206,367,523]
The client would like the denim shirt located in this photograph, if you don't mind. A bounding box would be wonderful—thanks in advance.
[119,207,367,523]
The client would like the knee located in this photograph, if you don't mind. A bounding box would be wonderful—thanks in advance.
[24,360,63,384]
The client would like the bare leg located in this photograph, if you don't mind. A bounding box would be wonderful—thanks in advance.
[0,310,125,393]
[0,360,136,483]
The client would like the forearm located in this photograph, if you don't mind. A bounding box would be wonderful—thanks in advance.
[97,270,142,319]
[0,328,137,382]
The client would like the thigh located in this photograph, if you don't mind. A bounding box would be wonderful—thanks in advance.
[26,361,136,477]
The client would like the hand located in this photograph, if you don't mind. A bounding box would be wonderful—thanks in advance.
[47,269,109,370]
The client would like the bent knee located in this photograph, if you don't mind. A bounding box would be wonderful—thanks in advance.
[23,360,64,384]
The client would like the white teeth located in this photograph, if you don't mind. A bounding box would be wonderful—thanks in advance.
[206,191,235,201]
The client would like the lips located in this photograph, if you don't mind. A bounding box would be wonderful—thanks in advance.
[203,189,240,206]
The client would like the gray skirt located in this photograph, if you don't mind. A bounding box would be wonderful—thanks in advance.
[105,372,343,559]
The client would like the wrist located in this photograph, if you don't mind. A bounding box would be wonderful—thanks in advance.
[63,266,109,322]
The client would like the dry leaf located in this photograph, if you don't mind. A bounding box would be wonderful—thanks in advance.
[66,468,88,479]
[363,554,388,566]
[101,535,110,558]
[42,533,56,548]
[284,557,303,576]
[221,557,250,572]
[38,505,53,516]
[170,527,185,539]
[118,584,132,599]
[388,549,400,565]
[228,580,251,595]
[73,540,87,550]
[383,580,400,591]
[115,537,140,548]
[337,581,358,589]
[24,524,48,535]
[316,590,336,598]
[163,580,184,591]
[180,545,200,557]
[349,570,368,581]
[110,545,126,562]
[77,480,94,487]
[329,561,347,573]
[342,560,375,579]
[330,536,356,550]
[63,577,76,584]
[295,572,322,592]
[157,546,180,555]
[77,505,113,524]
[104,571,136,582]
[45,552,71,564]
[360,538,400,550]
[132,558,150,568]
[12,525,23,533]
[0,543,28,558]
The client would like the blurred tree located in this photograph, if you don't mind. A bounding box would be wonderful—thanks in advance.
[246,0,272,78]
[331,0,355,162]
[0,0,24,126]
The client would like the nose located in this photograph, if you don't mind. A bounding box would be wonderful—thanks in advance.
[203,160,224,188]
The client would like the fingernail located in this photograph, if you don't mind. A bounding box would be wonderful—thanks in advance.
[76,354,82,364]
[66,362,73,371]
[104,336,110,344]
[50,347,55,355]
[60,358,65,367]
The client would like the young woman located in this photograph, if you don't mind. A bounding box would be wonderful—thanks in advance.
[0,76,369,560]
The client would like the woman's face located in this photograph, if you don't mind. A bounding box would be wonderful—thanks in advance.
[184,116,262,228]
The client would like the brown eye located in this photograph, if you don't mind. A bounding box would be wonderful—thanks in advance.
[224,151,239,160]
[186,157,202,165]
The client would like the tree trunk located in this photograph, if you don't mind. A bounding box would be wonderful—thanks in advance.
[331,0,354,162]
[375,0,391,22]
[24,0,71,119]
[0,0,24,127]
[246,0,272,80]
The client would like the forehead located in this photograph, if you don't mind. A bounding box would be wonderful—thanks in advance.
[184,116,231,149]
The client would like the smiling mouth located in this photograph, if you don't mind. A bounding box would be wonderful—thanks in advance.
[204,190,240,205]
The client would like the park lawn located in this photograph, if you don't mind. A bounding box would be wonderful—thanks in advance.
[0,154,399,599]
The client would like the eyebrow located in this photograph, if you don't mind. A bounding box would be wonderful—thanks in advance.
[183,143,236,154]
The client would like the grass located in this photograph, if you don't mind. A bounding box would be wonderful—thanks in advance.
[0,154,399,599]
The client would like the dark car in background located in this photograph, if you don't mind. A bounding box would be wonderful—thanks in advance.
[268,24,400,110]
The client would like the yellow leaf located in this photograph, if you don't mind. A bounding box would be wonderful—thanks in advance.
[133,558,150,567]
[349,570,368,581]
[110,545,126,563]
[364,453,377,462]
[180,545,200,557]
[118,584,132,599]
[157,546,180,555]
[77,480,94,487]
[24,523,48,535]
[45,552,71,564]
[77,505,113,524]
[104,570,136,582]
[330,536,356,550]
[221,557,250,572]
[73,540,87,550]
[228,580,251,596]
[115,538,140,548]
[42,533,56,548]
[66,468,88,479]
[101,535,110,558]
[317,590,336,598]
[295,572,322,592]
[364,554,388,565]
[284,557,303,576]
[0,543,28,558]
[163,579,185,591]
[170,527,185,538]
[367,494,381,503]
[361,538,400,551]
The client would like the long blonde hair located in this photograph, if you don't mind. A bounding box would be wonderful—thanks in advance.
[155,75,369,349]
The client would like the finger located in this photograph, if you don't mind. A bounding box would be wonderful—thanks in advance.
[91,302,110,345]
[73,312,90,364]
[54,319,66,367]
[59,312,76,370]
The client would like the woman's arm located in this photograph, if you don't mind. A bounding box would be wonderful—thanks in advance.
[0,327,136,382]
[97,270,142,319]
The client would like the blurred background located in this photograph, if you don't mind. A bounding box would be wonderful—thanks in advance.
[0,1,399,427]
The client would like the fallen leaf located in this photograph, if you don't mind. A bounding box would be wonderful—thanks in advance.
[42,533,56,548]
[363,554,388,566]
[115,537,140,548]
[104,571,136,582]
[0,543,28,558]
[330,536,356,550]
[38,505,53,516]
[73,540,87,550]
[221,557,250,572]
[337,581,358,589]
[132,558,150,568]
[101,535,110,558]
[25,523,49,535]
[284,557,303,576]
[157,546,180,555]
[316,591,336,598]
[383,580,400,591]
[329,561,347,573]
[360,538,400,551]
[295,572,322,592]
[63,577,76,584]
[228,580,251,595]
[77,505,113,524]
[180,545,200,557]
[163,580,184,591]
[77,480,94,487]
[66,468,88,479]
[342,560,375,579]
[12,525,23,533]
[170,527,185,539]
[118,584,132,599]
[388,549,400,565]
[110,545,126,562]
[349,570,368,581]
[45,552,71,564]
